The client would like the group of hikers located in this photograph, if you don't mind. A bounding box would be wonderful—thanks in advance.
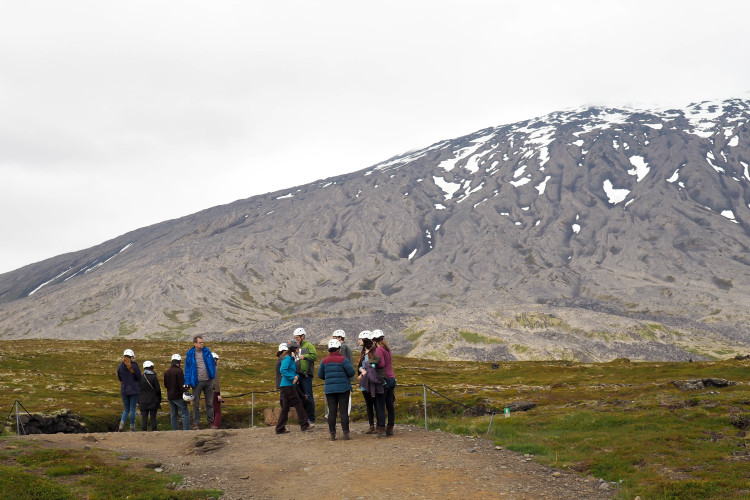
[274,327,396,440]
[116,328,397,440]
[116,335,222,431]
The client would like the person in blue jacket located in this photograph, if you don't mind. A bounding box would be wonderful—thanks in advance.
[184,335,217,429]
[276,340,312,434]
[318,338,355,441]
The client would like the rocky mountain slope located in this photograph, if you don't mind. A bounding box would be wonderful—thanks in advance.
[2,99,750,361]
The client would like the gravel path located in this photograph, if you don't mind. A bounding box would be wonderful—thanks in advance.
[25,422,618,499]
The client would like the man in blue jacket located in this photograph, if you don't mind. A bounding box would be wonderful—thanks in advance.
[184,335,217,429]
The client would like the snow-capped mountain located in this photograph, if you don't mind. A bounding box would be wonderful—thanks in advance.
[2,99,749,361]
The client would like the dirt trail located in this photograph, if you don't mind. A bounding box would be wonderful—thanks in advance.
[24,422,617,499]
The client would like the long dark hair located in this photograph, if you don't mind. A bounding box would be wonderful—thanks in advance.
[358,339,374,367]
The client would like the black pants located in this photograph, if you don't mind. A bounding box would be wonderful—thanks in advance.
[140,409,157,431]
[279,385,314,418]
[326,392,350,434]
[361,390,375,426]
[375,379,396,427]
[276,385,309,433]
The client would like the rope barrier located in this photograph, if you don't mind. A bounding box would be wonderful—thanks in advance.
[423,384,497,416]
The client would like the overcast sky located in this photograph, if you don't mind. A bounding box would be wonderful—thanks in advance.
[1,0,748,275]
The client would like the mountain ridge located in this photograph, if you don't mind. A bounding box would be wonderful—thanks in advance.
[2,98,750,362]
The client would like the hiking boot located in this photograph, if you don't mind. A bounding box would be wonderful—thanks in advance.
[191,423,200,430]
[118,421,124,432]
[130,425,136,432]
[330,433,336,441]
[343,432,351,441]
[276,427,290,435]
[365,425,376,434]
[386,425,394,436]
[376,426,386,438]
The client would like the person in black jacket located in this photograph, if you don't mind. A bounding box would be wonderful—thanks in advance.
[138,360,161,431]
[164,354,190,430]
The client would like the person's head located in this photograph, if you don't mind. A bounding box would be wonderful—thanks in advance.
[358,330,371,347]
[293,327,306,344]
[333,329,346,343]
[277,343,288,358]
[122,349,136,370]
[171,353,181,367]
[372,330,390,351]
[287,340,300,355]
[193,335,204,349]
[328,338,341,353]
[143,360,155,371]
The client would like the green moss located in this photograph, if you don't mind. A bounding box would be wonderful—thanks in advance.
[117,321,138,337]
[458,331,503,344]
[405,329,426,341]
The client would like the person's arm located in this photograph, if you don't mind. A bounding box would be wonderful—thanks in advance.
[343,359,356,379]
[213,370,223,402]
[305,342,317,362]
[375,347,386,368]
[317,362,325,380]
[281,356,299,384]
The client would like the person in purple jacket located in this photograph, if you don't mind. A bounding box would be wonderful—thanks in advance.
[117,348,141,432]
[372,330,396,437]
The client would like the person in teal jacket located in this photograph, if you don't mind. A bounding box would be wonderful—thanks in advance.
[184,335,217,429]
[276,340,312,434]
[317,338,355,441]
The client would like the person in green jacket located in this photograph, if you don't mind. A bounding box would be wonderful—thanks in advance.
[294,327,317,425]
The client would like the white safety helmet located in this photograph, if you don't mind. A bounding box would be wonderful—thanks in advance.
[328,338,341,349]
[143,360,154,369]
[278,343,288,352]
[123,349,135,358]
[294,327,306,337]
[371,329,384,339]
[358,330,372,339]
[212,352,219,359]
[333,329,346,338]
[171,353,182,361]
[182,390,194,402]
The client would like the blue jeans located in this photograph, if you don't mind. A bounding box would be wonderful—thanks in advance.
[169,399,191,430]
[299,376,315,422]
[120,394,138,426]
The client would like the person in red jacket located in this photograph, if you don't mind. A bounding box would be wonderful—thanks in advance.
[211,352,224,428]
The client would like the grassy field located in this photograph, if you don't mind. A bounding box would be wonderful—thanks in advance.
[1,340,749,499]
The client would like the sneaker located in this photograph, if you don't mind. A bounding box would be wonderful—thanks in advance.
[118,421,124,432]
[306,422,315,429]
[276,427,290,435]
[130,425,136,432]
